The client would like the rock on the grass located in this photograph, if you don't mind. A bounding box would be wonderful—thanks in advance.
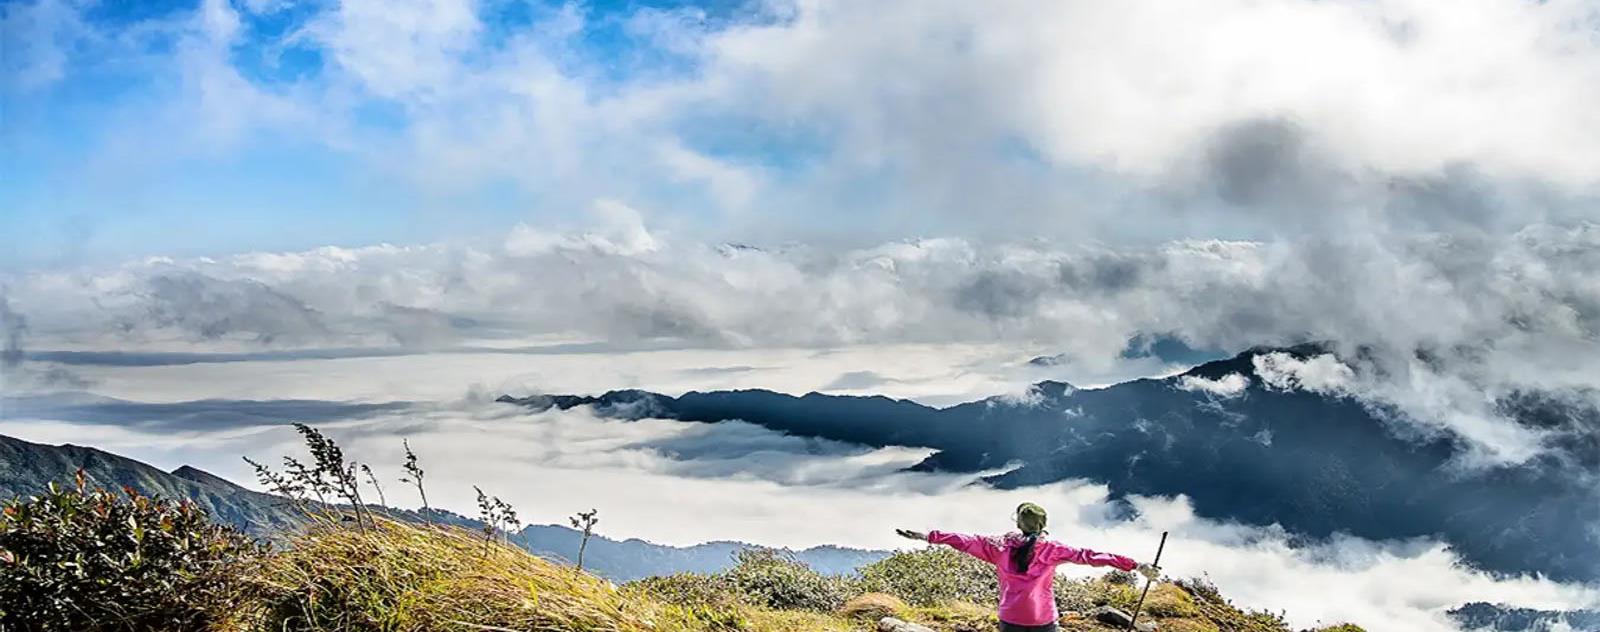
[877,616,936,632]
[1088,605,1135,626]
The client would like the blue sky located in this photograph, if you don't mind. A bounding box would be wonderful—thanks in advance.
[5,0,1600,270]
[2,0,763,265]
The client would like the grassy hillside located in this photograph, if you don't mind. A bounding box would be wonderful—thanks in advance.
[0,477,1364,632]
[0,430,1368,631]
[0,433,882,579]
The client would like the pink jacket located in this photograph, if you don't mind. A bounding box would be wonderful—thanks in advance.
[928,530,1137,627]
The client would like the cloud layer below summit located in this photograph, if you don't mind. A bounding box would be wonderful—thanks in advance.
[7,215,1600,468]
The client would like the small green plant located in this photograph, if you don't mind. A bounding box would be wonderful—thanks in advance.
[570,508,600,572]
[244,455,309,511]
[293,423,372,530]
[244,424,376,528]
[474,486,520,543]
[360,464,387,507]
[283,453,330,504]
[400,438,431,523]
[0,470,261,631]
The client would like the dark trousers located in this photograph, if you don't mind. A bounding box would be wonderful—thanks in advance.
[998,622,1059,632]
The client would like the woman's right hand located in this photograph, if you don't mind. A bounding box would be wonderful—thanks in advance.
[894,528,926,541]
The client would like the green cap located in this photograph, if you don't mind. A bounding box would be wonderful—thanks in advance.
[1015,502,1047,535]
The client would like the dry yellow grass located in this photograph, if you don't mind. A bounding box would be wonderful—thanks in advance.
[904,600,996,632]
[244,517,862,632]
[840,592,909,621]
[1140,583,1202,618]
[251,517,667,631]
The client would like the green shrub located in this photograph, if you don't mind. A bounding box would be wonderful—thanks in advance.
[1053,577,1103,613]
[1094,578,1140,610]
[724,548,853,612]
[628,572,743,608]
[1102,568,1138,586]
[857,547,996,607]
[1176,576,1225,604]
[0,472,261,631]
[1054,571,1162,614]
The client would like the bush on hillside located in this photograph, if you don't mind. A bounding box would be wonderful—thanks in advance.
[724,548,853,612]
[1102,568,1138,586]
[0,471,261,632]
[1052,578,1099,613]
[1176,576,1225,603]
[857,547,997,607]
[628,572,743,608]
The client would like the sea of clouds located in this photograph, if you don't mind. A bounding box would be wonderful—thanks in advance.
[5,375,1598,632]
[6,214,1600,469]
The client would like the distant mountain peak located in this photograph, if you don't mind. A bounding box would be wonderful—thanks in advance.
[1178,342,1335,381]
[171,465,245,491]
[1029,380,1077,398]
[1027,353,1069,367]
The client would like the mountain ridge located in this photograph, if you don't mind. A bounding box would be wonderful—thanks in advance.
[0,433,884,581]
[498,344,1600,581]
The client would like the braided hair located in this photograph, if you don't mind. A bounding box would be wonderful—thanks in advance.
[1011,532,1041,573]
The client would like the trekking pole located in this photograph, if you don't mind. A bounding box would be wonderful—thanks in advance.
[1127,531,1169,631]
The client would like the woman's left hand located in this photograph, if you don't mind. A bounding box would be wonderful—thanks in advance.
[1135,562,1161,581]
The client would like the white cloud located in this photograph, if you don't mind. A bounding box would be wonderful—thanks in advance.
[504,199,663,256]
[17,343,1025,406]
[1176,373,1250,398]
[304,0,482,100]
[1253,353,1355,395]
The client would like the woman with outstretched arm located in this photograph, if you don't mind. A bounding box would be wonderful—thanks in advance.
[896,502,1159,632]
